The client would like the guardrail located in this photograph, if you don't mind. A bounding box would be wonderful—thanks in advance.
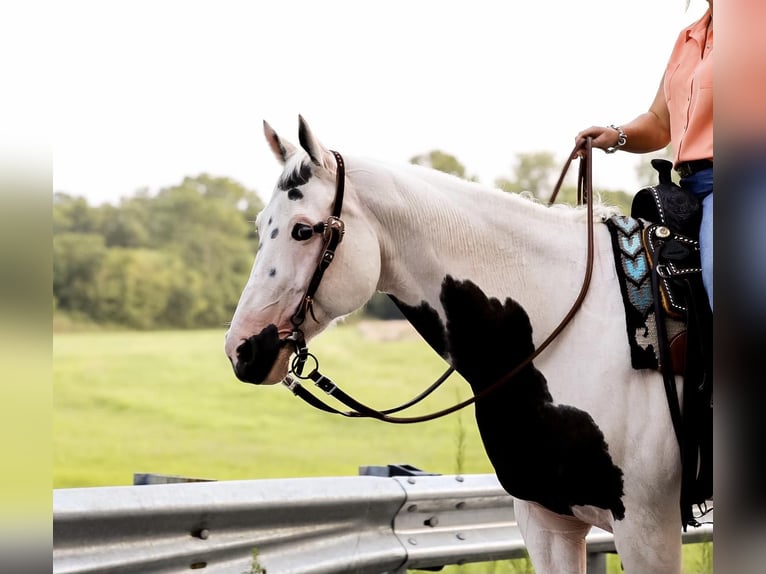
[53,473,712,573]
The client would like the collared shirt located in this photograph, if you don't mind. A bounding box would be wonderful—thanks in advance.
[663,9,713,165]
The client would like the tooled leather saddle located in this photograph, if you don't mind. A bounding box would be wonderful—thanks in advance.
[606,159,712,530]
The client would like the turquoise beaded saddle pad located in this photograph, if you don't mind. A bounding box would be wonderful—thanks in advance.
[605,215,685,371]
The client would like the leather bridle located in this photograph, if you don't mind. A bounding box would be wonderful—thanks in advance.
[282,139,596,424]
[285,150,347,375]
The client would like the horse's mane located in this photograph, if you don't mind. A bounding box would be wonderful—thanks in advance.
[349,156,622,223]
[275,150,621,224]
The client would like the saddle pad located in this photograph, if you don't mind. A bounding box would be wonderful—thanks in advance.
[605,215,684,371]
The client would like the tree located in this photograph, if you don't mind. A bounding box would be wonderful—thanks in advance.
[363,293,405,320]
[598,190,633,215]
[492,150,634,214]
[54,193,103,234]
[99,198,152,248]
[53,174,265,329]
[495,151,557,198]
[635,146,677,187]
[410,150,476,180]
[53,233,107,315]
[89,248,183,329]
[143,175,261,326]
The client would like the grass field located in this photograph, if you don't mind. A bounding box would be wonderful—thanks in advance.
[53,322,492,486]
[53,321,711,573]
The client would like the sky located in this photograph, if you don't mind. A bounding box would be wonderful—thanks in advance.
[50,0,709,205]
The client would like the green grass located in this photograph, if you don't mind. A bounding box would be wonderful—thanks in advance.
[54,323,491,487]
[53,322,711,573]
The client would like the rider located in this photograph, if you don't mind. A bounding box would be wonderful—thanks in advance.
[576,0,713,311]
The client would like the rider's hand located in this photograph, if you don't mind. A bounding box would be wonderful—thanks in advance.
[575,126,620,157]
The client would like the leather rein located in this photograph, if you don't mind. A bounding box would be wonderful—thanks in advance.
[282,140,595,424]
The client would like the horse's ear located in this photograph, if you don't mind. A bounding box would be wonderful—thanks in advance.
[298,115,333,169]
[263,120,297,165]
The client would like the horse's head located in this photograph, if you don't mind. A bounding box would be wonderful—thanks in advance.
[225,116,381,384]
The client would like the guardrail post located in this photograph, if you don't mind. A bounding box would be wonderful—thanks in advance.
[587,551,607,574]
[359,463,441,477]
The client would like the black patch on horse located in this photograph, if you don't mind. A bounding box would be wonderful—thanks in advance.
[278,162,312,191]
[390,295,448,358]
[439,276,625,519]
[396,276,625,519]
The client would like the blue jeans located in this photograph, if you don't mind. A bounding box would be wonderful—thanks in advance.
[680,167,713,310]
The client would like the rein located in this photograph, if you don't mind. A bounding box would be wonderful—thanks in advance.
[283,139,596,424]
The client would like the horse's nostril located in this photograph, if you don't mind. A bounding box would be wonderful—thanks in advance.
[232,324,284,384]
[236,338,255,363]
[234,357,262,385]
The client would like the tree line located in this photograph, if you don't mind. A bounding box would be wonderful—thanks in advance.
[54,151,642,329]
[54,175,262,329]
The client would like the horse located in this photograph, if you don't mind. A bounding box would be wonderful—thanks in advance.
[224,116,686,574]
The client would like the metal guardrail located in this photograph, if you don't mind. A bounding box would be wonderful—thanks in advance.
[53,474,712,574]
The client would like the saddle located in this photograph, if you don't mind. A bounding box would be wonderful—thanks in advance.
[608,159,713,529]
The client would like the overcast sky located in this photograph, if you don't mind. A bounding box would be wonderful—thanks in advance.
[51,0,709,205]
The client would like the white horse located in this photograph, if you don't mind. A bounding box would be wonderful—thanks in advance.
[225,117,684,574]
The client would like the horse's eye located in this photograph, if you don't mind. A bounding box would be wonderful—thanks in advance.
[291,223,314,241]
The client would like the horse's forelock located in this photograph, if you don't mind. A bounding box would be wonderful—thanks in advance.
[277,154,314,191]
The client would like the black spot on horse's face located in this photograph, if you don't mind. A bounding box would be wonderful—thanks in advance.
[270,228,279,239]
[396,276,626,519]
[287,188,304,201]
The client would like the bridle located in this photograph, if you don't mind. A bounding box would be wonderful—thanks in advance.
[282,140,596,424]
[285,150,347,374]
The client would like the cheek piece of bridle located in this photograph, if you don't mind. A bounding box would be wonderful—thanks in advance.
[284,150,347,375]
[282,140,596,424]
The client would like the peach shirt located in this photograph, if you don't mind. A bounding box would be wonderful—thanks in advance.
[663,9,713,165]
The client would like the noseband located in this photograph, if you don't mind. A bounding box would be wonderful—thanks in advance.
[282,141,596,424]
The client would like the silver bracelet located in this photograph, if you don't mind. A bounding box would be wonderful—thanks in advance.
[605,124,627,154]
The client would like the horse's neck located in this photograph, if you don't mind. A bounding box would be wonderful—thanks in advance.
[351,160,591,334]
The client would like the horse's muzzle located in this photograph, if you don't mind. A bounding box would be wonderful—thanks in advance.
[232,324,287,385]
